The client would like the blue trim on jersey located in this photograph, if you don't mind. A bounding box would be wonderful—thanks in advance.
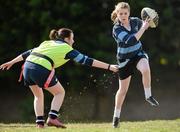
[115,28,138,46]
[65,50,93,66]
[82,56,88,65]
[118,31,128,41]
[74,54,84,62]
[117,42,142,54]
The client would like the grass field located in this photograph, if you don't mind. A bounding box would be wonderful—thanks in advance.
[0,119,180,132]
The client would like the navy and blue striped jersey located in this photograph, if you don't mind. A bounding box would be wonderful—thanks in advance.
[65,50,93,66]
[112,17,143,60]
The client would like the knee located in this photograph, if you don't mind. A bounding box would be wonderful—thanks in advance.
[61,88,65,96]
[34,94,44,100]
[118,87,128,96]
[140,67,150,75]
[55,88,65,96]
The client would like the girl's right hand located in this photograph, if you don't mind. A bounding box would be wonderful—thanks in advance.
[109,64,119,72]
[0,61,13,70]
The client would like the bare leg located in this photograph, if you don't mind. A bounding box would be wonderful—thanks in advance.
[137,58,159,106]
[136,58,151,90]
[115,76,131,110]
[45,81,65,111]
[113,76,131,128]
[30,85,44,116]
[30,85,45,127]
[45,81,66,128]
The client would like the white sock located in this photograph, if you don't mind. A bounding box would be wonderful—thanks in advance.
[113,108,121,118]
[144,87,152,99]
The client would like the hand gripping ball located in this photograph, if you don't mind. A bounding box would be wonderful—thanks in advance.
[141,7,159,28]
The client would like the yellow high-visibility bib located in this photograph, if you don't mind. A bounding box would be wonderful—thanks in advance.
[26,40,73,70]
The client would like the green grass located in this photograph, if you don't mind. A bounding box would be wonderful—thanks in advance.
[0,119,180,132]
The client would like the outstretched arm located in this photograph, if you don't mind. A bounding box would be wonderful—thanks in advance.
[65,50,118,72]
[91,59,118,72]
[0,55,23,70]
[0,49,32,70]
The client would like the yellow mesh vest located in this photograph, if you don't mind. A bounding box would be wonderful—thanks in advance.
[26,40,73,70]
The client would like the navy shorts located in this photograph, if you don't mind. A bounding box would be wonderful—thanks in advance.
[117,51,148,80]
[23,61,58,88]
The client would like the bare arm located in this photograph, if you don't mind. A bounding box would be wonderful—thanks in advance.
[92,59,118,72]
[65,50,119,72]
[134,18,150,40]
[0,49,32,70]
[0,55,24,70]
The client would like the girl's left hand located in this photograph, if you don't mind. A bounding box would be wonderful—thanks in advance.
[142,17,150,30]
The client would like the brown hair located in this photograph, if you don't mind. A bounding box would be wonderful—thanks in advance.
[49,28,73,40]
[111,2,130,24]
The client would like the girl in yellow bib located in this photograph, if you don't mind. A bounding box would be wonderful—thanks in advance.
[0,28,118,128]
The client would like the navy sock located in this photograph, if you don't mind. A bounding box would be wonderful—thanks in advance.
[49,110,58,119]
[36,116,44,125]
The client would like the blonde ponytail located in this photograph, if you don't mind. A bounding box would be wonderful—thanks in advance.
[111,10,118,23]
[111,2,130,24]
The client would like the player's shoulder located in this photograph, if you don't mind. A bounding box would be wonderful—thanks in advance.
[113,22,124,31]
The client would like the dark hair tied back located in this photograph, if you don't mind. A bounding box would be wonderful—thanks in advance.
[49,28,73,40]
[49,29,58,40]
